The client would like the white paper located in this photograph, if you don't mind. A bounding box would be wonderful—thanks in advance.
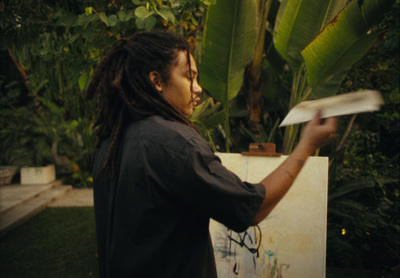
[279,90,383,127]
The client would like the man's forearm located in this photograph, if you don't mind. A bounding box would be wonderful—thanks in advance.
[251,113,337,225]
[252,141,315,225]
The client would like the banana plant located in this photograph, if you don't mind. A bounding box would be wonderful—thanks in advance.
[200,0,258,151]
[244,0,274,136]
[273,0,396,153]
[190,97,226,151]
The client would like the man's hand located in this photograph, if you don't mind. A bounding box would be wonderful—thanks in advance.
[298,112,338,155]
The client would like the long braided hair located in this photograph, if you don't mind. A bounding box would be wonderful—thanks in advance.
[87,30,198,176]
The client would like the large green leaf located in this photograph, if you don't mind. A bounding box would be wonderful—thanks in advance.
[302,0,396,88]
[200,0,257,108]
[310,69,348,99]
[273,0,347,70]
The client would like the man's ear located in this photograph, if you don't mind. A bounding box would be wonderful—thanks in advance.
[149,71,163,92]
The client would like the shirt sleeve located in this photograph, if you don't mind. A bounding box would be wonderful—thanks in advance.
[174,136,266,233]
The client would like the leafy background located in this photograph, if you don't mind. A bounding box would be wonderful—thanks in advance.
[0,0,398,273]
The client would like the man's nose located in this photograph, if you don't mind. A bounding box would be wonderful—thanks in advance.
[193,80,202,94]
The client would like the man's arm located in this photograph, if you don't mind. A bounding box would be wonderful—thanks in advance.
[252,112,337,225]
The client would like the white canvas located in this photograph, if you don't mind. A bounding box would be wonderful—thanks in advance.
[210,153,328,278]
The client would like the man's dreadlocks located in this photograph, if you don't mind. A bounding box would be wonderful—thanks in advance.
[87,30,198,176]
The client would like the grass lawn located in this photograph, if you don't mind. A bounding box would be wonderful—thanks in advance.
[0,207,98,278]
[1,207,392,277]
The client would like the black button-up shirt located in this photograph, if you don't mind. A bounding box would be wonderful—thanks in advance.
[92,115,265,278]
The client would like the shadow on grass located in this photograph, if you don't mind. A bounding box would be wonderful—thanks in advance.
[0,207,98,278]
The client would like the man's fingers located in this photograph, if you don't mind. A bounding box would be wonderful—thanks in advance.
[323,117,338,130]
[311,111,322,124]
[311,111,337,129]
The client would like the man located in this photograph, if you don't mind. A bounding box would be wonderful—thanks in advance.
[88,30,337,277]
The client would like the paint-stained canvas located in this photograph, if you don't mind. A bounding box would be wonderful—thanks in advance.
[210,153,328,278]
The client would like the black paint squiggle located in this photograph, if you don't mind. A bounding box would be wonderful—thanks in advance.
[227,225,262,275]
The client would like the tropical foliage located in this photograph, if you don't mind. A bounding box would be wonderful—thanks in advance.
[200,0,258,151]
[0,0,398,272]
[273,0,396,153]
[0,0,211,187]
[326,5,400,269]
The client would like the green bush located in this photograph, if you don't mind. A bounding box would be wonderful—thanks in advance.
[326,2,400,270]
